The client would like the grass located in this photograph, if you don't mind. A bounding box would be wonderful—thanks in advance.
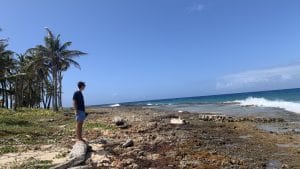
[0,108,117,150]
[0,108,119,167]
[0,108,74,147]
[0,145,18,154]
[10,158,53,169]
[0,107,117,160]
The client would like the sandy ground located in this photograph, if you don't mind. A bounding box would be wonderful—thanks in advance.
[0,145,68,168]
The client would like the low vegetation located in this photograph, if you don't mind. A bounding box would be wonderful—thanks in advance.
[0,108,117,153]
[0,108,120,168]
[10,158,53,169]
[0,108,73,149]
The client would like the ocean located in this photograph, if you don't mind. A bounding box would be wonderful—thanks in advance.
[105,88,300,121]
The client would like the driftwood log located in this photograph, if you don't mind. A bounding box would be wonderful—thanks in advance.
[50,141,88,169]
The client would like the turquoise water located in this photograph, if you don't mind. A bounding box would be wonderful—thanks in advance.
[116,88,300,121]
[128,88,300,106]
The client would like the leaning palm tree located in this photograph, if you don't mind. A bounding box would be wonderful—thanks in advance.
[58,58,81,108]
[29,28,86,111]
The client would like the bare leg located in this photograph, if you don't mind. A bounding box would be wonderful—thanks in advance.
[76,121,83,141]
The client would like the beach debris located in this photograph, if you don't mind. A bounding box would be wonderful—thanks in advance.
[50,141,88,169]
[122,139,134,148]
[170,117,186,125]
[113,116,129,129]
[113,116,125,125]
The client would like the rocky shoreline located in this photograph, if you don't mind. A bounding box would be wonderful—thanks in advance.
[65,106,300,169]
[1,106,299,169]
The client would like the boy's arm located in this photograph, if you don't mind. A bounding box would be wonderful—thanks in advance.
[73,92,79,114]
[73,99,78,115]
[73,96,78,114]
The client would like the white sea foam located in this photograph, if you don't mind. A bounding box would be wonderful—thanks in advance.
[147,103,153,106]
[110,103,120,107]
[234,97,300,113]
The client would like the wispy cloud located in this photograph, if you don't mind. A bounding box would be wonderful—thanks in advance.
[188,3,205,13]
[216,63,300,91]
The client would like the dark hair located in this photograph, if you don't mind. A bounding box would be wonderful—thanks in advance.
[77,81,86,89]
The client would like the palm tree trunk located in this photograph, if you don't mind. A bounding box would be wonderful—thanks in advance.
[4,81,8,109]
[52,66,58,111]
[13,78,18,110]
[1,81,4,108]
[41,81,47,109]
[9,83,12,109]
[47,95,52,109]
[20,80,24,107]
[58,71,63,109]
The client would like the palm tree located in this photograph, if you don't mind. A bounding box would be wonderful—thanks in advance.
[30,28,86,111]
[23,51,52,109]
[57,48,82,109]
[0,41,15,108]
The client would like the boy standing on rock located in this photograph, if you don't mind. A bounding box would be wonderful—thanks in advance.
[73,81,87,141]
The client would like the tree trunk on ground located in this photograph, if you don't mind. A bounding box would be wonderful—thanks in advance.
[50,141,88,169]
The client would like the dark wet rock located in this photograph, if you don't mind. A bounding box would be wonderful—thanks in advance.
[122,139,134,148]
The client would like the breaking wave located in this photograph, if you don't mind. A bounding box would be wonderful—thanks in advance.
[233,97,300,113]
[109,103,120,107]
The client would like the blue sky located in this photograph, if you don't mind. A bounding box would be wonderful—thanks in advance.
[1,0,300,106]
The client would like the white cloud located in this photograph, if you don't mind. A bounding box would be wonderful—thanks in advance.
[188,3,205,12]
[216,63,300,91]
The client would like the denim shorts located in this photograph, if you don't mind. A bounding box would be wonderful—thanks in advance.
[76,111,86,122]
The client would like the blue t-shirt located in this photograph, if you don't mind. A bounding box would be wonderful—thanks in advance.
[73,91,85,112]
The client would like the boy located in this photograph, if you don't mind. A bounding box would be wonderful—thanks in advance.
[73,81,87,141]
